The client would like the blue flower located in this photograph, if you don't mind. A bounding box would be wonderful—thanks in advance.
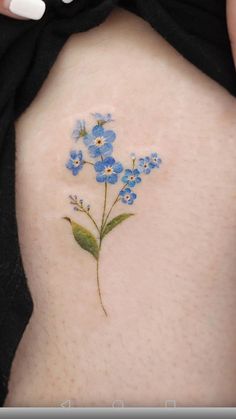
[137,156,152,174]
[119,188,137,205]
[94,156,123,184]
[84,125,116,158]
[72,120,87,140]
[66,150,84,176]
[92,113,113,125]
[149,152,162,169]
[121,169,141,187]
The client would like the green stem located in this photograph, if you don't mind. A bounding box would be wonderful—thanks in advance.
[101,182,108,234]
[83,160,94,166]
[73,202,100,234]
[96,254,108,317]
[101,182,128,234]
[84,209,100,234]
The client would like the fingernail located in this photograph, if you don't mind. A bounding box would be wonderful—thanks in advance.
[9,0,46,20]
[62,0,74,3]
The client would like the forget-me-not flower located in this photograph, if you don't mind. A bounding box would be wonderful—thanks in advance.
[92,113,113,125]
[72,120,87,140]
[149,152,162,169]
[137,156,152,174]
[122,169,141,187]
[119,188,137,205]
[94,157,123,184]
[66,150,84,176]
[84,125,116,158]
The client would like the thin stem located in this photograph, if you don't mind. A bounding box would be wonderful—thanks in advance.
[101,182,108,234]
[84,209,100,234]
[72,202,100,233]
[96,255,108,317]
[83,160,94,166]
[102,182,128,233]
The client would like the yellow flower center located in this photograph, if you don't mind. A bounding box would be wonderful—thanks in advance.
[105,166,113,175]
[95,136,105,146]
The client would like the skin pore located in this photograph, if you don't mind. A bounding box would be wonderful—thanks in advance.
[5,8,236,407]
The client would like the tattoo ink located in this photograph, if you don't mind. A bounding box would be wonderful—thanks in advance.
[64,113,162,316]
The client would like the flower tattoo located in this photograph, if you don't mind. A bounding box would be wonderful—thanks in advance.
[119,188,137,205]
[66,150,84,176]
[83,125,116,158]
[94,157,123,184]
[72,119,87,140]
[121,168,142,187]
[64,113,162,316]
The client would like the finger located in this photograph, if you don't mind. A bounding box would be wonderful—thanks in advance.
[227,0,236,68]
[0,0,46,20]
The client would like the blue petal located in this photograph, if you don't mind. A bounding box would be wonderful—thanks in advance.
[83,134,93,146]
[126,188,132,193]
[66,159,74,169]
[70,150,78,159]
[129,180,136,187]
[78,150,83,160]
[103,130,116,143]
[119,189,126,196]
[107,173,118,184]
[127,199,134,205]
[88,144,100,158]
[149,162,156,169]
[103,156,115,166]
[72,167,80,176]
[72,129,80,139]
[131,192,137,200]
[124,169,132,176]
[94,160,105,172]
[100,142,113,156]
[96,173,107,182]
[136,177,142,183]
[145,168,151,174]
[121,175,128,183]
[92,125,104,137]
[92,112,102,119]
[133,169,140,176]
[113,162,123,173]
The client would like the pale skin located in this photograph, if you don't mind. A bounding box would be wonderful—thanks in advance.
[5,8,236,407]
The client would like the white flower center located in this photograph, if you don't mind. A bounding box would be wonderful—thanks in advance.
[73,159,80,166]
[129,175,135,180]
[95,136,105,146]
[125,194,130,200]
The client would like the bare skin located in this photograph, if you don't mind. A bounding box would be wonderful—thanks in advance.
[5,8,236,407]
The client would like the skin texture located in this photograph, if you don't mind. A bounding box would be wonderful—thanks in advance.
[5,8,236,407]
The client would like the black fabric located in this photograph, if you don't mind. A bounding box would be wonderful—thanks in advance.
[0,0,235,406]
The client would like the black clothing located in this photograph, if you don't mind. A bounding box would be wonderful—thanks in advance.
[0,0,235,406]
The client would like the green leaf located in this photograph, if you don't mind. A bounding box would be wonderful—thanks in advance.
[102,213,135,238]
[64,217,99,260]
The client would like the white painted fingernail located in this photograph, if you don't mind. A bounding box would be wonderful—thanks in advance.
[9,0,46,20]
[62,0,74,3]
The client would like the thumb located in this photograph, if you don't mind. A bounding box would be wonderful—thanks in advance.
[0,0,46,20]
[227,0,236,69]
